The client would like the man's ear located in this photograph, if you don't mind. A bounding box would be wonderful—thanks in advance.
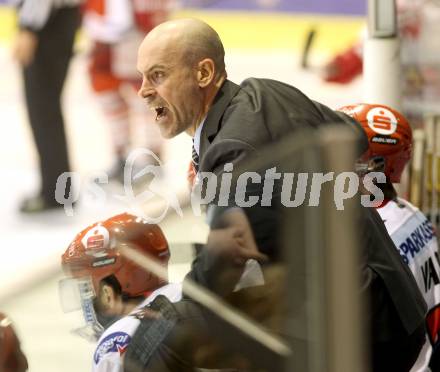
[197,58,215,88]
[98,283,117,312]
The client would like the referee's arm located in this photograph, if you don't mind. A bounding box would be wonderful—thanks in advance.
[18,0,81,31]
[18,0,54,31]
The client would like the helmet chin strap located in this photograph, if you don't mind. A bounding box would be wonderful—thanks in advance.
[367,156,386,173]
[356,156,386,177]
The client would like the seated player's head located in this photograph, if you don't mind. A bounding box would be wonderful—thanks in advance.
[338,103,413,185]
[60,213,170,341]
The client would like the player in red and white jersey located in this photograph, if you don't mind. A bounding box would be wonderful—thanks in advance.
[82,0,171,182]
[60,212,181,372]
[340,103,440,371]
[91,283,181,372]
[320,0,428,84]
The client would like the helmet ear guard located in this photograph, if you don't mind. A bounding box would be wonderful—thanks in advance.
[338,103,413,183]
[58,276,105,342]
[368,156,386,172]
[356,155,386,176]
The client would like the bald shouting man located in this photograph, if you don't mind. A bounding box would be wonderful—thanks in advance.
[134,19,426,371]
[136,18,354,171]
[136,18,364,260]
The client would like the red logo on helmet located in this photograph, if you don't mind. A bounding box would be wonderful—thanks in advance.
[87,233,105,250]
[366,107,398,135]
[81,225,110,253]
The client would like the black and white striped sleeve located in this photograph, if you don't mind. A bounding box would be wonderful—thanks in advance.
[18,0,82,32]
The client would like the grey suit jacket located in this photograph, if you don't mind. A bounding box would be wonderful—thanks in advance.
[188,78,426,340]
[199,78,367,174]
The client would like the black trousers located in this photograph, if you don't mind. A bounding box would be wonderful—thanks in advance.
[22,6,80,203]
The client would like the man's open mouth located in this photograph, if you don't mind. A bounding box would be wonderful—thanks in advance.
[154,106,167,121]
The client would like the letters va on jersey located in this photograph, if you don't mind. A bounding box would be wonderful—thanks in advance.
[378,198,440,371]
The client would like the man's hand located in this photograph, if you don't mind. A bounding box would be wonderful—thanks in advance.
[207,209,268,265]
[13,30,38,66]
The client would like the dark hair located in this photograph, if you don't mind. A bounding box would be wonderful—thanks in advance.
[99,275,144,302]
[101,275,122,295]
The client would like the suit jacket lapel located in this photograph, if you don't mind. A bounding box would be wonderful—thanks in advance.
[199,79,241,158]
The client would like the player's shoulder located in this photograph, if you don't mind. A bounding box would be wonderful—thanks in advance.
[380,198,413,214]
[92,284,182,369]
[394,197,427,218]
[380,198,431,234]
[148,282,183,303]
[395,197,422,212]
[93,324,133,368]
[93,310,144,368]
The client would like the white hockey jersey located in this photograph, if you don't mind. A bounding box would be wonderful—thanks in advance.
[377,198,440,372]
[92,282,182,372]
[83,0,170,43]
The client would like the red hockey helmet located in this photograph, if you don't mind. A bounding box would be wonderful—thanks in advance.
[338,103,413,183]
[0,313,28,372]
[61,213,170,299]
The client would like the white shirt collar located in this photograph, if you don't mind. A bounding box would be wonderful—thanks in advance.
[192,117,206,155]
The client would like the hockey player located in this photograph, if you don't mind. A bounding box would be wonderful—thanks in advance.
[320,0,426,84]
[0,312,28,372]
[82,0,171,182]
[340,103,440,371]
[60,212,182,371]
